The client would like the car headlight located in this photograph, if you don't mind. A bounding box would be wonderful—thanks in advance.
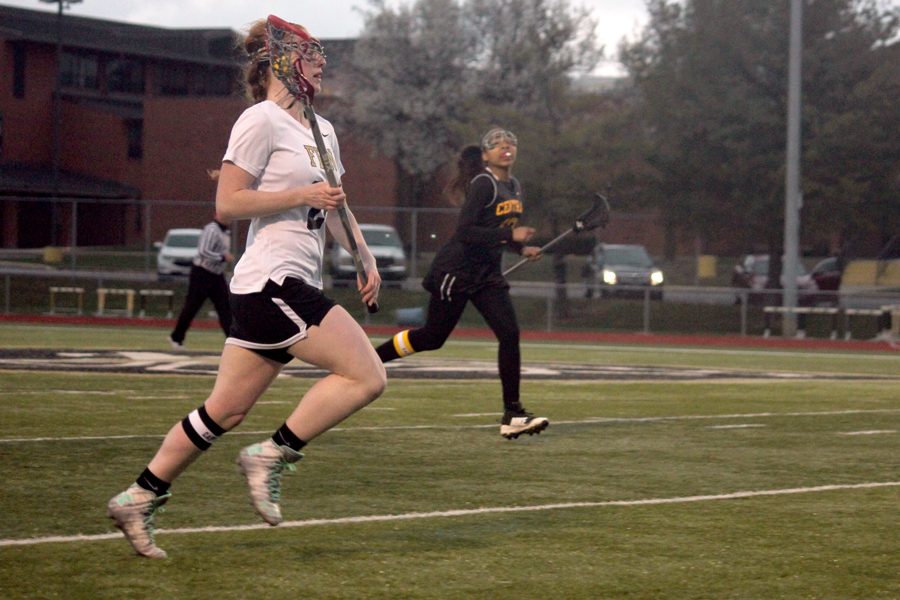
[602,269,617,285]
[650,270,664,286]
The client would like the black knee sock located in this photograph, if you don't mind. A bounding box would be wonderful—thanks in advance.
[272,422,307,452]
[376,339,400,362]
[135,468,170,497]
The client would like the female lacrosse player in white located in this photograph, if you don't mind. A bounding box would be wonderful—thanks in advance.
[374,129,548,440]
[107,15,385,559]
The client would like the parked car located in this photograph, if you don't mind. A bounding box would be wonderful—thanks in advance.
[586,243,664,300]
[155,228,201,278]
[731,254,817,304]
[810,256,843,290]
[330,223,408,285]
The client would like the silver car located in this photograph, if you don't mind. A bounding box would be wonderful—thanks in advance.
[330,223,408,286]
[155,228,201,278]
[586,243,665,300]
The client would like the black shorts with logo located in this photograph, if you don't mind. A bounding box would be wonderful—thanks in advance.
[226,277,336,364]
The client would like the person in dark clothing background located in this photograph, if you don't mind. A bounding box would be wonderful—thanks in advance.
[169,214,233,349]
[374,128,549,439]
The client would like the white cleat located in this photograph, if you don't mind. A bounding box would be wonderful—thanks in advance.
[236,439,303,525]
[107,484,171,559]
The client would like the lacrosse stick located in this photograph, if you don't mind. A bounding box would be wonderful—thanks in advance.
[503,192,611,277]
[266,15,378,313]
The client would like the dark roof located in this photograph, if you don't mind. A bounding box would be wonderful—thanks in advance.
[0,162,140,199]
[0,5,239,67]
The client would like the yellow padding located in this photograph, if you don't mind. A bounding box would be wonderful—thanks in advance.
[842,259,900,287]
[842,260,878,285]
[697,255,717,279]
[392,330,416,357]
[879,260,900,286]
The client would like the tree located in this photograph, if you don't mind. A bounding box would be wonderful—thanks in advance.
[621,0,899,271]
[464,0,602,315]
[344,0,475,213]
[801,3,900,256]
[465,0,601,125]
[345,0,605,313]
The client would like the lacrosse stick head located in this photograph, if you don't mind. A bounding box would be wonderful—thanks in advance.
[265,15,326,104]
[573,193,611,232]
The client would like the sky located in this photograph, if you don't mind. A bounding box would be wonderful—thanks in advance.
[0,0,651,76]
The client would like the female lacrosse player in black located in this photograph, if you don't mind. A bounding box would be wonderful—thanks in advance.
[375,128,548,439]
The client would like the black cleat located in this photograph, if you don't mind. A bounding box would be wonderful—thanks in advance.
[500,410,549,439]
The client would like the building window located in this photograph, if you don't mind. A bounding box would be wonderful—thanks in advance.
[107,58,145,94]
[13,44,26,98]
[60,51,99,90]
[206,69,230,96]
[126,119,143,159]
[158,65,189,96]
[194,68,232,96]
[207,36,233,57]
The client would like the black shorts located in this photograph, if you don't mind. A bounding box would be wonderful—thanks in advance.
[422,267,507,300]
[226,277,337,364]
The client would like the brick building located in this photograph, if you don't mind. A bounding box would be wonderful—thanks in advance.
[0,5,397,249]
[0,5,675,262]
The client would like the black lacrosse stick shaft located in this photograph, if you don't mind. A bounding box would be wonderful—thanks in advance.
[502,193,611,277]
[502,230,574,277]
[301,100,378,314]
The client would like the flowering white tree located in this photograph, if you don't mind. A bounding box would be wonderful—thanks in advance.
[345,0,602,209]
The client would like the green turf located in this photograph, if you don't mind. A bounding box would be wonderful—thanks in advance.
[0,324,898,599]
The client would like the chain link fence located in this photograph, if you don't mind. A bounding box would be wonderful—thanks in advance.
[1,196,897,340]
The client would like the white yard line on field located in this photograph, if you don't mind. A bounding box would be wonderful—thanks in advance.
[453,413,502,418]
[1,408,898,444]
[1,481,898,549]
[512,340,900,362]
[576,408,900,424]
[0,390,122,396]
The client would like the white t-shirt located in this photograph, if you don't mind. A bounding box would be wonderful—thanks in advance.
[223,100,345,293]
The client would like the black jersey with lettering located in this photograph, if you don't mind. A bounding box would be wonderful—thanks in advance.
[424,170,525,295]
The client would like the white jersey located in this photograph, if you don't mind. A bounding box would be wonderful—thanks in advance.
[223,100,345,294]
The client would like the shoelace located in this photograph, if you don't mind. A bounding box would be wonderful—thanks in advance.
[267,460,297,502]
[141,493,170,543]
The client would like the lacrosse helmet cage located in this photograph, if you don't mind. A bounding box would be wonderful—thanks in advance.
[264,15,326,103]
[480,128,518,151]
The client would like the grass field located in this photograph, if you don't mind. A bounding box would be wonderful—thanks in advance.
[0,323,898,599]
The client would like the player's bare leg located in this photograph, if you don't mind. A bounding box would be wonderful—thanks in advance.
[237,305,386,524]
[108,346,281,556]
